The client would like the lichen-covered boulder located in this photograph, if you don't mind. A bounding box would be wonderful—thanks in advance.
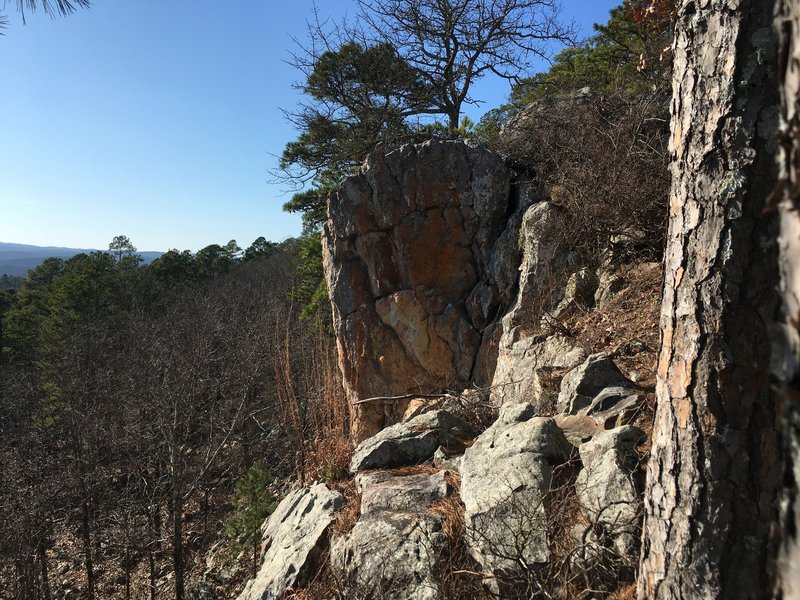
[574,426,645,562]
[459,403,572,575]
[349,409,475,473]
[236,484,344,600]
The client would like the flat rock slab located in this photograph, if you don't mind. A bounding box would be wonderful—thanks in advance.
[459,403,572,575]
[236,483,344,600]
[578,386,641,429]
[349,409,475,473]
[332,470,451,600]
[554,414,601,447]
[357,469,451,515]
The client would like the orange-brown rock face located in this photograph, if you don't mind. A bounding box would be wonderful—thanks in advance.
[323,140,529,441]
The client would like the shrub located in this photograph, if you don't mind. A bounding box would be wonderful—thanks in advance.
[225,462,278,578]
[493,89,669,268]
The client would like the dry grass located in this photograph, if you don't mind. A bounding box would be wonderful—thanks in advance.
[329,478,361,538]
[568,260,661,466]
[608,583,638,600]
[385,464,444,477]
[428,470,464,543]
[282,552,340,600]
[494,90,669,269]
[274,312,352,484]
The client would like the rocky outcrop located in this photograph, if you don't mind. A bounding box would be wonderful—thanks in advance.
[459,403,572,575]
[296,131,655,599]
[236,484,344,600]
[489,202,580,407]
[323,140,532,441]
[331,470,452,599]
[349,409,475,473]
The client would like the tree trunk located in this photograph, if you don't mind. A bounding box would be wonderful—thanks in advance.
[773,1,800,597]
[638,1,782,598]
[37,543,50,600]
[172,486,184,600]
[124,544,131,600]
[447,108,459,133]
[148,549,157,600]
[78,457,96,600]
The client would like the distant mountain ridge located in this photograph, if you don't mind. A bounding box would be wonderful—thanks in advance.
[0,242,163,277]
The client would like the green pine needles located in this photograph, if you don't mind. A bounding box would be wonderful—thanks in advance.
[225,462,278,577]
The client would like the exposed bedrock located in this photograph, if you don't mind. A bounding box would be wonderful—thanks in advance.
[324,140,533,441]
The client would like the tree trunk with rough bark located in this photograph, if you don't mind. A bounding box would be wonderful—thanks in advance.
[638,1,782,598]
[773,1,800,597]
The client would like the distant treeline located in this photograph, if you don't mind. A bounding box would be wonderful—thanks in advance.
[0,274,23,291]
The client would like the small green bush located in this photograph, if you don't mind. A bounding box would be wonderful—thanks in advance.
[225,462,278,576]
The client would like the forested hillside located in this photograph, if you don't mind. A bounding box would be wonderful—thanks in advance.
[0,238,350,598]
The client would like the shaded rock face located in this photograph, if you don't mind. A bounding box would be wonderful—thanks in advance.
[331,470,452,600]
[236,484,344,600]
[490,203,579,407]
[323,140,528,441]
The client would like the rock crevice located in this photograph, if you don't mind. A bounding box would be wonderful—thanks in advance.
[324,140,529,441]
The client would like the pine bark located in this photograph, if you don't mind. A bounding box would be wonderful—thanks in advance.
[773,1,800,597]
[638,1,782,598]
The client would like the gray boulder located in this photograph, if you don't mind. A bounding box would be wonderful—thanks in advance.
[544,268,600,324]
[574,426,645,562]
[236,483,344,600]
[565,267,600,307]
[459,403,572,575]
[594,270,626,307]
[495,202,570,341]
[349,409,475,473]
[331,470,451,600]
[491,334,587,407]
[556,353,633,414]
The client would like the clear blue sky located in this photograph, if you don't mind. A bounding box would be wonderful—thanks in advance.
[1,0,619,253]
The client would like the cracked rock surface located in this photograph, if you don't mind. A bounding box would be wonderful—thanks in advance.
[324,140,528,441]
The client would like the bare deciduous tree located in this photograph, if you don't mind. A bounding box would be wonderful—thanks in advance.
[355,0,574,130]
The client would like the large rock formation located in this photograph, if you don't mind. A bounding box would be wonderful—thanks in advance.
[238,132,657,599]
[323,140,531,441]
